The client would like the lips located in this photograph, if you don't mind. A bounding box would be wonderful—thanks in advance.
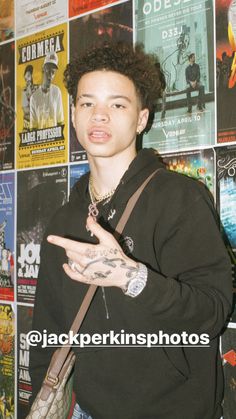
[88,128,111,143]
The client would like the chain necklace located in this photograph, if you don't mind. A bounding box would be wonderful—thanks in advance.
[88,176,116,221]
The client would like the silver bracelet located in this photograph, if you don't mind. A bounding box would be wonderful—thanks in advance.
[123,263,148,298]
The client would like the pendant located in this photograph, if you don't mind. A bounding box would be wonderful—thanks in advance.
[88,202,99,221]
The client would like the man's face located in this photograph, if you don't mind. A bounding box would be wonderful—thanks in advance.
[43,63,57,88]
[24,71,32,85]
[190,54,195,64]
[72,70,149,160]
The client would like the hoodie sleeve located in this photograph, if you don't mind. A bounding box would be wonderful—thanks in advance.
[128,182,232,339]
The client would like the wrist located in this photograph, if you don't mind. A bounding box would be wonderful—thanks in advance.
[122,263,148,298]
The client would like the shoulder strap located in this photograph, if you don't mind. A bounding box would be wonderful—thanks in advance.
[45,168,162,385]
[114,168,161,238]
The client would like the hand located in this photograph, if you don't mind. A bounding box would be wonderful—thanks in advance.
[47,216,139,290]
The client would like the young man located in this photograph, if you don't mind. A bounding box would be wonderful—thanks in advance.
[30,43,232,419]
[30,52,64,130]
[22,64,38,130]
[185,53,205,113]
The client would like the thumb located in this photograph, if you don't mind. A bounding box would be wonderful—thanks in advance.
[86,216,114,244]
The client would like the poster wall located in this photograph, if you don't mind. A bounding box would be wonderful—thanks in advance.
[16,0,68,38]
[136,0,215,153]
[0,0,235,418]
[16,23,68,169]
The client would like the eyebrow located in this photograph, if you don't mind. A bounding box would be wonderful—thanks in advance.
[77,94,132,103]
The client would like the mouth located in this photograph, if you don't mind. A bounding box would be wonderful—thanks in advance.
[88,129,111,143]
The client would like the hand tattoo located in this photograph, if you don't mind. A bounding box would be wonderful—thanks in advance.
[84,248,120,259]
[82,257,138,280]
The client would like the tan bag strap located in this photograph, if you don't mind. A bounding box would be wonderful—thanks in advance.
[45,168,161,384]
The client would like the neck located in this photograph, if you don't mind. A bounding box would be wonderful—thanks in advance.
[88,149,137,196]
[42,82,50,93]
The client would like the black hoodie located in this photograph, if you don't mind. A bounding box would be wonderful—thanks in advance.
[30,148,232,419]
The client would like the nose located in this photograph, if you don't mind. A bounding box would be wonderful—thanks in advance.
[91,105,109,123]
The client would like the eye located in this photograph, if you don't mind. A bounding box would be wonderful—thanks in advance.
[80,102,94,108]
[111,103,126,109]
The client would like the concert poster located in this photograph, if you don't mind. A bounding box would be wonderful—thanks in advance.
[216,145,236,324]
[163,148,215,195]
[0,303,15,419]
[0,172,14,301]
[136,0,215,153]
[16,0,67,37]
[16,23,68,169]
[216,0,236,144]
[221,325,236,419]
[0,41,15,171]
[17,304,34,419]
[69,0,128,18]
[0,0,14,43]
[70,162,90,190]
[17,166,68,303]
[216,145,236,254]
[69,1,133,162]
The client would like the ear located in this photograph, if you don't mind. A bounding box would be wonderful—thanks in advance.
[137,108,149,134]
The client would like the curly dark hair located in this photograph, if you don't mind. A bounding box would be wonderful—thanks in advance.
[64,42,165,112]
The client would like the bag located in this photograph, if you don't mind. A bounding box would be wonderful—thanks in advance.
[27,168,161,419]
[27,350,75,419]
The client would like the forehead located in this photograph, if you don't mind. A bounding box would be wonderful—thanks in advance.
[44,63,57,72]
[77,70,138,96]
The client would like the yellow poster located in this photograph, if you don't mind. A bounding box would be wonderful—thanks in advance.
[16,23,68,169]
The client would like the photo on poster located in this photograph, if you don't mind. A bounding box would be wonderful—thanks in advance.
[16,0,68,37]
[221,325,236,419]
[17,166,68,303]
[69,1,133,161]
[163,148,215,195]
[16,23,68,169]
[0,172,14,301]
[17,304,33,419]
[216,0,236,144]
[70,162,90,190]
[136,0,215,153]
[69,0,128,17]
[0,303,15,418]
[0,0,14,43]
[0,41,15,171]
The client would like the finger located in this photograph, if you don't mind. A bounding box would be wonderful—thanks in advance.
[47,235,85,253]
[63,264,90,284]
[86,216,116,245]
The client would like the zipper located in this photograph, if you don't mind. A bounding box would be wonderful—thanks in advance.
[101,287,110,319]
